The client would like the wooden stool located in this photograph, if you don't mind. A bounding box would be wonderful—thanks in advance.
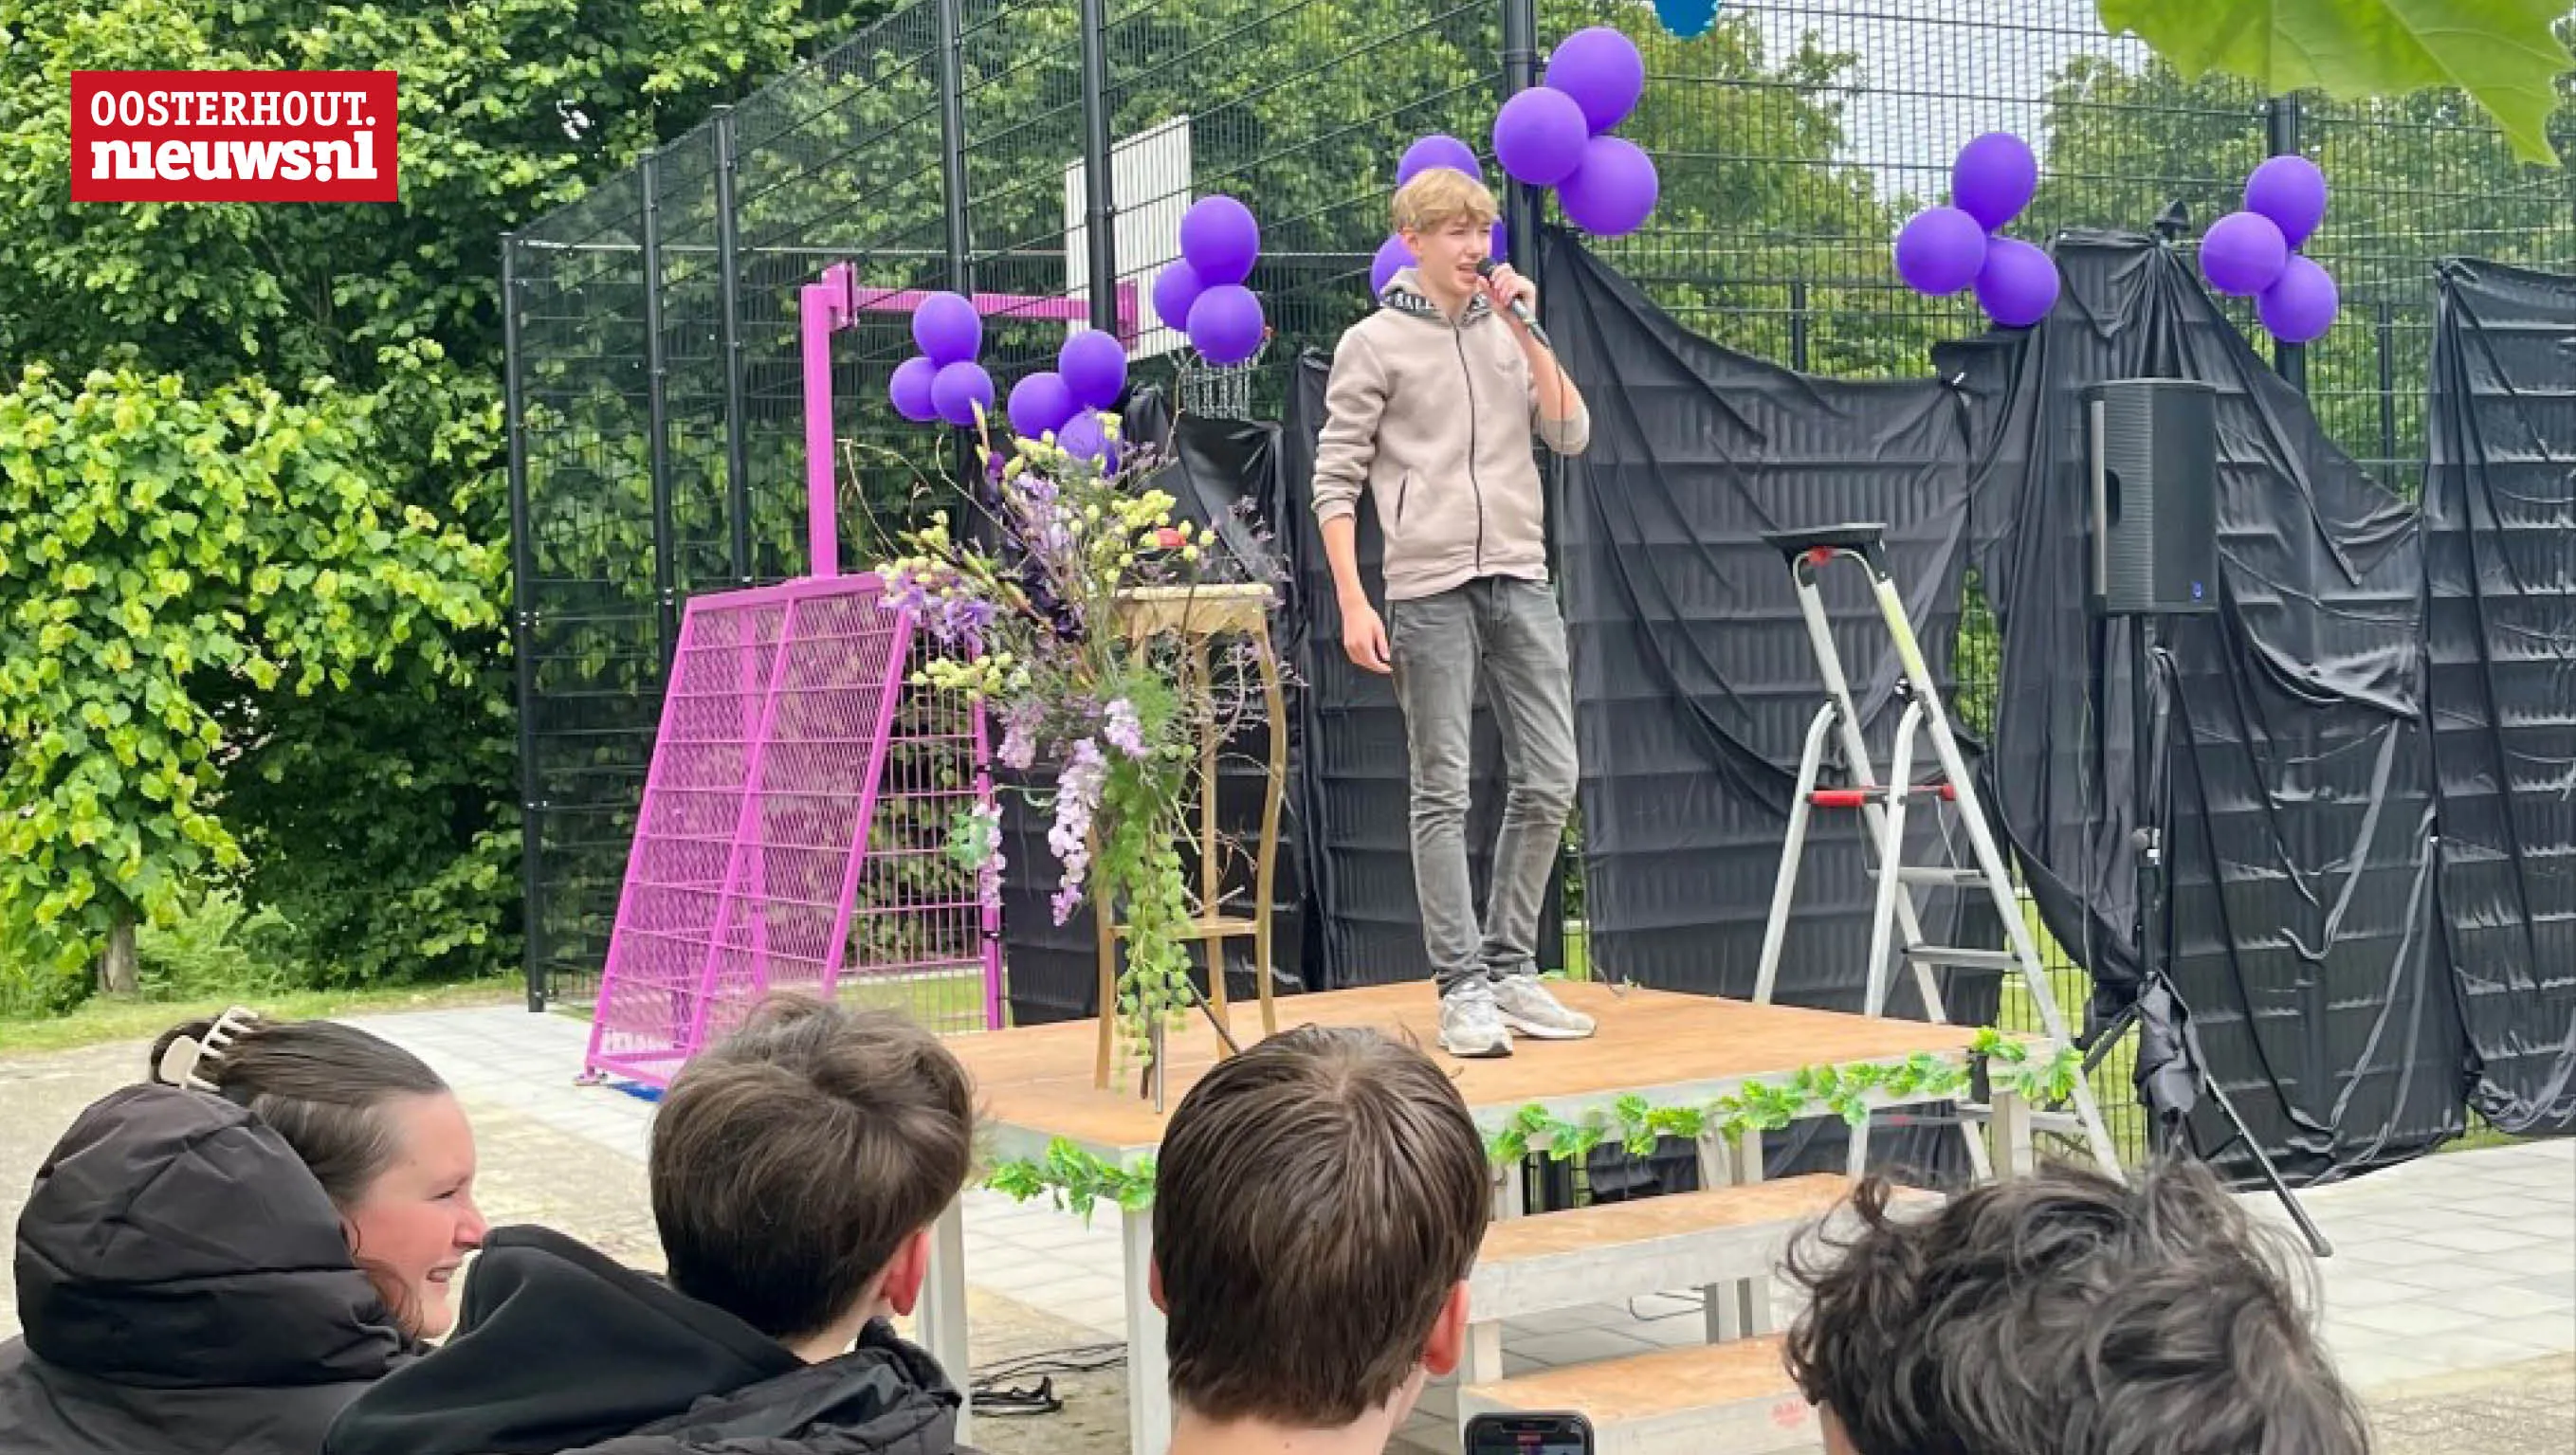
[1091,584,1285,1090]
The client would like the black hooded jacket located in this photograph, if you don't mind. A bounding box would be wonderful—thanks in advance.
[0,1083,418,1454]
[323,1225,973,1455]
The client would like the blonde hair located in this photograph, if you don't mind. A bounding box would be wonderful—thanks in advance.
[1393,167,1498,235]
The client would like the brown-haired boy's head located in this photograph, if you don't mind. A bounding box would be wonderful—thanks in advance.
[1785,1156,2368,1455]
[650,996,975,1354]
[1152,1026,1489,1433]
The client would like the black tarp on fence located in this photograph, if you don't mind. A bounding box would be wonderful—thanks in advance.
[1950,231,2465,1182]
[2425,260,2576,1136]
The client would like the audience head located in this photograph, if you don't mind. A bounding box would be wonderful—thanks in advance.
[149,1010,484,1337]
[649,996,977,1352]
[1784,1156,2368,1455]
[1152,1026,1489,1434]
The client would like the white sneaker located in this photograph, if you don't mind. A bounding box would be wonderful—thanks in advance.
[1491,974,1597,1040]
[1439,982,1513,1058]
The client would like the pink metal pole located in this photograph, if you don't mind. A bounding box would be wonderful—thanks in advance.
[799,282,840,579]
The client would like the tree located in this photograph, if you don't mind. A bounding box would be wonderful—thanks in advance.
[2026,28,2575,493]
[2100,0,2576,167]
[0,0,893,999]
[0,361,492,994]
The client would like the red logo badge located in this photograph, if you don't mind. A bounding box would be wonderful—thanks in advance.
[70,71,398,204]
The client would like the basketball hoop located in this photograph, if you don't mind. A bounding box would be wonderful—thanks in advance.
[1175,336,1270,420]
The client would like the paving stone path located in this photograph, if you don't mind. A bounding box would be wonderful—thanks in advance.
[4,1006,2569,1454]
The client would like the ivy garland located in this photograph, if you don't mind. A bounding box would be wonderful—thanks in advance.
[982,1029,2083,1218]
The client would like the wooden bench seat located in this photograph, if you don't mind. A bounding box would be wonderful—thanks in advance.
[1458,1337,1820,1455]
[1470,1173,1856,1325]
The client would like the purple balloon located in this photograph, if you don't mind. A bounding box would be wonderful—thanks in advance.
[1179,195,1260,287]
[2201,210,2289,298]
[1058,329,1127,409]
[1493,87,1590,187]
[1151,260,1204,335]
[1187,284,1266,366]
[1950,132,2038,232]
[2244,155,2329,249]
[929,360,994,427]
[1398,134,1482,185]
[888,355,940,423]
[1057,408,1121,471]
[1544,27,1646,135]
[1974,236,2061,327]
[1370,234,1416,298]
[1490,219,1510,264]
[1006,371,1076,438]
[1893,206,1987,296]
[2257,253,2339,344]
[1557,135,1659,236]
[912,292,980,366]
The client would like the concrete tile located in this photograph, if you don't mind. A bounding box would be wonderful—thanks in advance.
[2399,1224,2566,1257]
[1509,1326,1656,1369]
[2329,1350,2454,1393]
[2472,1315,2576,1354]
[1634,1317,1716,1348]
[2421,1331,2572,1373]
[2316,1272,2448,1312]
[2418,1284,2576,1320]
[2333,1300,2498,1337]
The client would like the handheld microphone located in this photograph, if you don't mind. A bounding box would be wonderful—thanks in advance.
[1474,257,1552,349]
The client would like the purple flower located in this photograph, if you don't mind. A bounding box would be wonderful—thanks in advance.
[968,801,1004,919]
[1103,698,1147,759]
[996,699,1041,772]
[1048,737,1107,924]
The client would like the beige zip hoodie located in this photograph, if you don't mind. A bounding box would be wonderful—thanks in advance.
[1308,267,1591,602]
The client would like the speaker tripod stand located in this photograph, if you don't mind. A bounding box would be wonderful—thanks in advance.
[2083,613,2330,1256]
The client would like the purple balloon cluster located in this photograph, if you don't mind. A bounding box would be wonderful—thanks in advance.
[1369,138,1513,298]
[1891,133,2059,329]
[2200,155,2335,345]
[1490,27,1661,237]
[888,292,995,427]
[1150,195,1269,366]
[1006,329,1129,468]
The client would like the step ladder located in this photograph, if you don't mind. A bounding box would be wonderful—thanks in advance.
[1750,524,2121,1179]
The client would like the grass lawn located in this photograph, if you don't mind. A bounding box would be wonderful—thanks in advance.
[0,977,523,1058]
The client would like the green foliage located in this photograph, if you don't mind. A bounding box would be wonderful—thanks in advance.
[2098,0,2575,166]
[0,0,890,993]
[134,891,301,1003]
[983,1137,1159,1223]
[0,361,497,980]
[985,1038,2090,1209]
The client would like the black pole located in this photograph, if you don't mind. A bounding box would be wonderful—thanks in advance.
[639,150,680,666]
[1077,0,1120,337]
[715,107,753,585]
[1499,0,1543,264]
[502,234,547,1012]
[936,0,976,480]
[1789,278,1811,373]
[936,0,973,297]
[2375,299,2398,469]
[2265,96,2307,392]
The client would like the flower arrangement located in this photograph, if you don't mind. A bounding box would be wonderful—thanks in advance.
[873,411,1277,1068]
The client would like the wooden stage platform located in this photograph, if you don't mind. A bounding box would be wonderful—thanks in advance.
[923,980,2029,1455]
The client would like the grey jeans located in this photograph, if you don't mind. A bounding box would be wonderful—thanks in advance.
[1388,576,1579,995]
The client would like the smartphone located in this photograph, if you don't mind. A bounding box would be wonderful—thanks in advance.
[1464,1411,1596,1455]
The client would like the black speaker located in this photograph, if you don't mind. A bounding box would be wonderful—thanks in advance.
[2084,378,2219,615]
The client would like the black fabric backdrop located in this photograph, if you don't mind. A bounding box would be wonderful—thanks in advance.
[2424,260,2576,1135]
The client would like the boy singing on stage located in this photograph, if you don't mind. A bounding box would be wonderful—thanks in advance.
[1309,167,1594,1058]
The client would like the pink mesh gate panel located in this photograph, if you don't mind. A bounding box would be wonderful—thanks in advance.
[585,573,936,1086]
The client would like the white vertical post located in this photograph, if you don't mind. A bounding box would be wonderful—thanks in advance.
[921,1196,973,1447]
[1123,1205,1172,1455]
